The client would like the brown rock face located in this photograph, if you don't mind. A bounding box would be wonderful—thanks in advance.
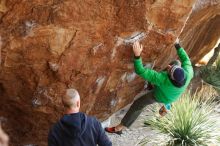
[180,0,220,62]
[0,0,219,145]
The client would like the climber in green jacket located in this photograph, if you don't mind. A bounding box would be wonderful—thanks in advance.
[105,40,194,134]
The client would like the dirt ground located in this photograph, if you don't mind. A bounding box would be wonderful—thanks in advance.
[104,101,167,146]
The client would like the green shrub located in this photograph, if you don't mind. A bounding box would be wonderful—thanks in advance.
[145,90,220,146]
[201,57,220,94]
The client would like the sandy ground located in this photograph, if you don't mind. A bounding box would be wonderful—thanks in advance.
[103,102,166,146]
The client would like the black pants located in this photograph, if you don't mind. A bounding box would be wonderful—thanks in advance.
[121,91,156,127]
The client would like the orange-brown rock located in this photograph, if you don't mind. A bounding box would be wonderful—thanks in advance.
[0,0,219,145]
[180,0,220,62]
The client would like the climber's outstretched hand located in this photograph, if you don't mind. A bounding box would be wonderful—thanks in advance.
[133,41,143,57]
[174,37,181,50]
[175,37,180,45]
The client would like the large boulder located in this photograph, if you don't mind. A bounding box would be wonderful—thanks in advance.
[0,0,219,145]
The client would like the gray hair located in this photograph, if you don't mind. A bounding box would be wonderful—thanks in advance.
[62,89,80,108]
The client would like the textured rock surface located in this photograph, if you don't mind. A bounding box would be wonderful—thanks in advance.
[0,0,219,145]
[180,0,220,62]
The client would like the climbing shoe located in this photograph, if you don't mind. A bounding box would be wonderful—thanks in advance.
[105,127,122,135]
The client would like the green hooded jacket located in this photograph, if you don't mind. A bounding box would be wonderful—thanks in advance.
[134,48,194,104]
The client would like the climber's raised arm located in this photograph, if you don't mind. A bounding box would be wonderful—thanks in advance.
[174,39,193,79]
[133,41,166,86]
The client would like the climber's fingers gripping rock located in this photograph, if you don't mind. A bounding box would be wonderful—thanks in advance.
[133,41,143,57]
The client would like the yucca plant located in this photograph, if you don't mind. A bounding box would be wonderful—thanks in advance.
[145,89,220,146]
